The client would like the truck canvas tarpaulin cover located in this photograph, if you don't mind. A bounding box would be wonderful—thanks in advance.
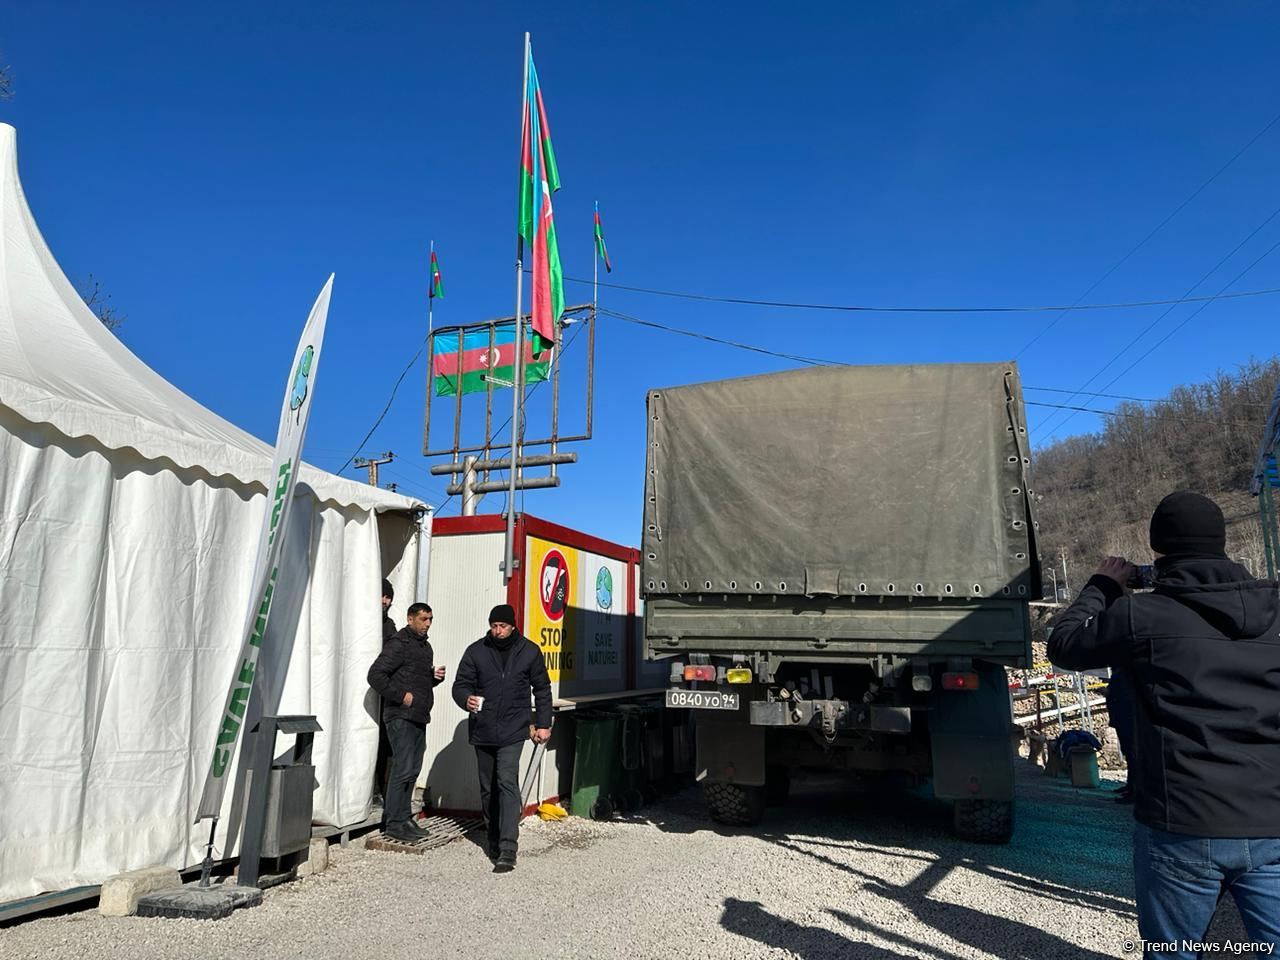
[643,362,1040,603]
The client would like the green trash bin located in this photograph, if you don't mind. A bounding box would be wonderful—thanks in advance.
[614,704,648,813]
[570,711,620,820]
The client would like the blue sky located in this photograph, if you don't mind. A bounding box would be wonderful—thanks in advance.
[4,3,1280,546]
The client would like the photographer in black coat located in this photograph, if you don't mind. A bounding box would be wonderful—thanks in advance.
[1048,492,1280,953]
[451,604,552,873]
[367,603,444,842]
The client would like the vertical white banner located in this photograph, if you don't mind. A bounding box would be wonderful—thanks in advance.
[195,275,334,821]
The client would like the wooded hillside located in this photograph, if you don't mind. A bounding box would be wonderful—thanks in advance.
[1029,357,1279,594]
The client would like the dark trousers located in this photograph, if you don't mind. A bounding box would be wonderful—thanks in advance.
[476,742,523,855]
[374,706,392,800]
[385,717,427,827]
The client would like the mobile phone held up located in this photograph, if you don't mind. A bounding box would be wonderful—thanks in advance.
[1126,564,1156,590]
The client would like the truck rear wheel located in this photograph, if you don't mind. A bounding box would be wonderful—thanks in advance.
[703,782,766,826]
[953,798,1014,844]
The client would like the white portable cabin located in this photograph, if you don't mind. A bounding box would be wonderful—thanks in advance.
[418,514,668,814]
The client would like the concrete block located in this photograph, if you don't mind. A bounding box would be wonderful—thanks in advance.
[99,866,182,917]
[297,837,329,877]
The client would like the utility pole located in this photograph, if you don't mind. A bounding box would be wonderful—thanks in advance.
[354,451,394,487]
[1060,547,1071,599]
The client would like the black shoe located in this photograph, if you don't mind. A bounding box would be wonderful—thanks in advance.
[493,851,516,873]
[386,821,423,843]
[407,818,430,838]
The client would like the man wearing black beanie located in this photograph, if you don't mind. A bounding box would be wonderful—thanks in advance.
[1049,491,1280,954]
[451,603,552,873]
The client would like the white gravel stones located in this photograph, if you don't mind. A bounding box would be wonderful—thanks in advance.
[3,763,1250,960]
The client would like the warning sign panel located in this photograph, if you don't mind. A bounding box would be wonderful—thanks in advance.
[525,538,628,686]
[526,538,578,681]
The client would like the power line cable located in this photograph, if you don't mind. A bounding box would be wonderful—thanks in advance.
[1013,106,1280,358]
[1043,231,1280,436]
[563,274,1280,315]
[598,305,1269,430]
[338,336,428,474]
[598,307,831,366]
[1023,385,1272,406]
[1034,198,1280,439]
[1026,400,1261,429]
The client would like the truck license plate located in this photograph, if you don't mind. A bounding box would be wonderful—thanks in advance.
[666,689,740,710]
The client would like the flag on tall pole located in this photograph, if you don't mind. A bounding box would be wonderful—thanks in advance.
[195,276,334,831]
[429,248,445,300]
[518,48,563,356]
[593,201,612,273]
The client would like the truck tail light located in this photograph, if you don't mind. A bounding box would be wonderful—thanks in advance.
[683,665,716,682]
[726,667,752,684]
[942,672,980,691]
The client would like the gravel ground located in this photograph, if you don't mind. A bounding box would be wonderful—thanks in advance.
[2,763,1252,960]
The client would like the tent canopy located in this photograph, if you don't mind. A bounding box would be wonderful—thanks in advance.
[0,122,412,512]
[0,122,423,905]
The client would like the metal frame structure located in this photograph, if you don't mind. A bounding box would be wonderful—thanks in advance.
[422,304,595,511]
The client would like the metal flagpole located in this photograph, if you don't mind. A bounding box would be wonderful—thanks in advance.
[428,239,435,337]
[593,201,599,318]
[504,32,531,585]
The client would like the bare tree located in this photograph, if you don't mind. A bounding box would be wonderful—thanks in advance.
[79,275,126,331]
[1031,357,1280,571]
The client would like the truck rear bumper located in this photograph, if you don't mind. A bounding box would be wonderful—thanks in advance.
[749,699,911,734]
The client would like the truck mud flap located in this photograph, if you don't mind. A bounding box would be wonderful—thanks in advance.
[929,660,1014,801]
[696,713,766,787]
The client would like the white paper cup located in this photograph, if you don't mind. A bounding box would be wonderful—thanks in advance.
[474,696,485,713]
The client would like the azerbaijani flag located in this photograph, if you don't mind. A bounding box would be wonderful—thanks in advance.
[432,324,551,397]
[594,201,612,273]
[429,250,445,299]
[518,49,563,355]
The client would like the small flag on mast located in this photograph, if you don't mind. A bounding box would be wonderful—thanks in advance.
[594,202,612,273]
[429,250,445,300]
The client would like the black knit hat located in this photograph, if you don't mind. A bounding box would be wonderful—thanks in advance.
[488,603,517,626]
[381,579,394,600]
[1149,492,1226,557]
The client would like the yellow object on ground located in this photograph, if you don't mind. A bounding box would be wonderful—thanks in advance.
[537,802,568,821]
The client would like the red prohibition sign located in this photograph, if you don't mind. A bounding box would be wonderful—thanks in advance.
[539,549,570,622]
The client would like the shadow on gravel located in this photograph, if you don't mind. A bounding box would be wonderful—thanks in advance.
[720,898,904,960]
[634,763,1137,957]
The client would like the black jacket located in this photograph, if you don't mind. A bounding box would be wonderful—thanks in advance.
[382,614,396,644]
[1048,556,1280,837]
[367,626,443,725]
[451,632,553,747]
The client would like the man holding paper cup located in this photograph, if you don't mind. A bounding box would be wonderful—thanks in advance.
[452,603,553,873]
[367,602,446,842]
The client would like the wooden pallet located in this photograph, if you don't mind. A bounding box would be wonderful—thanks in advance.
[365,815,484,855]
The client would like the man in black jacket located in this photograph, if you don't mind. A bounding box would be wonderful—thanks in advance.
[451,603,552,873]
[1048,492,1280,955]
[367,602,445,842]
[381,579,396,644]
[373,578,397,805]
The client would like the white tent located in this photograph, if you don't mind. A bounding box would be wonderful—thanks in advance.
[0,123,425,904]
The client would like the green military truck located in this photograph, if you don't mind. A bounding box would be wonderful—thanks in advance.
[642,362,1039,842]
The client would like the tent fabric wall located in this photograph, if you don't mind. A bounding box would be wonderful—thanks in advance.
[0,408,407,903]
[0,123,424,903]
